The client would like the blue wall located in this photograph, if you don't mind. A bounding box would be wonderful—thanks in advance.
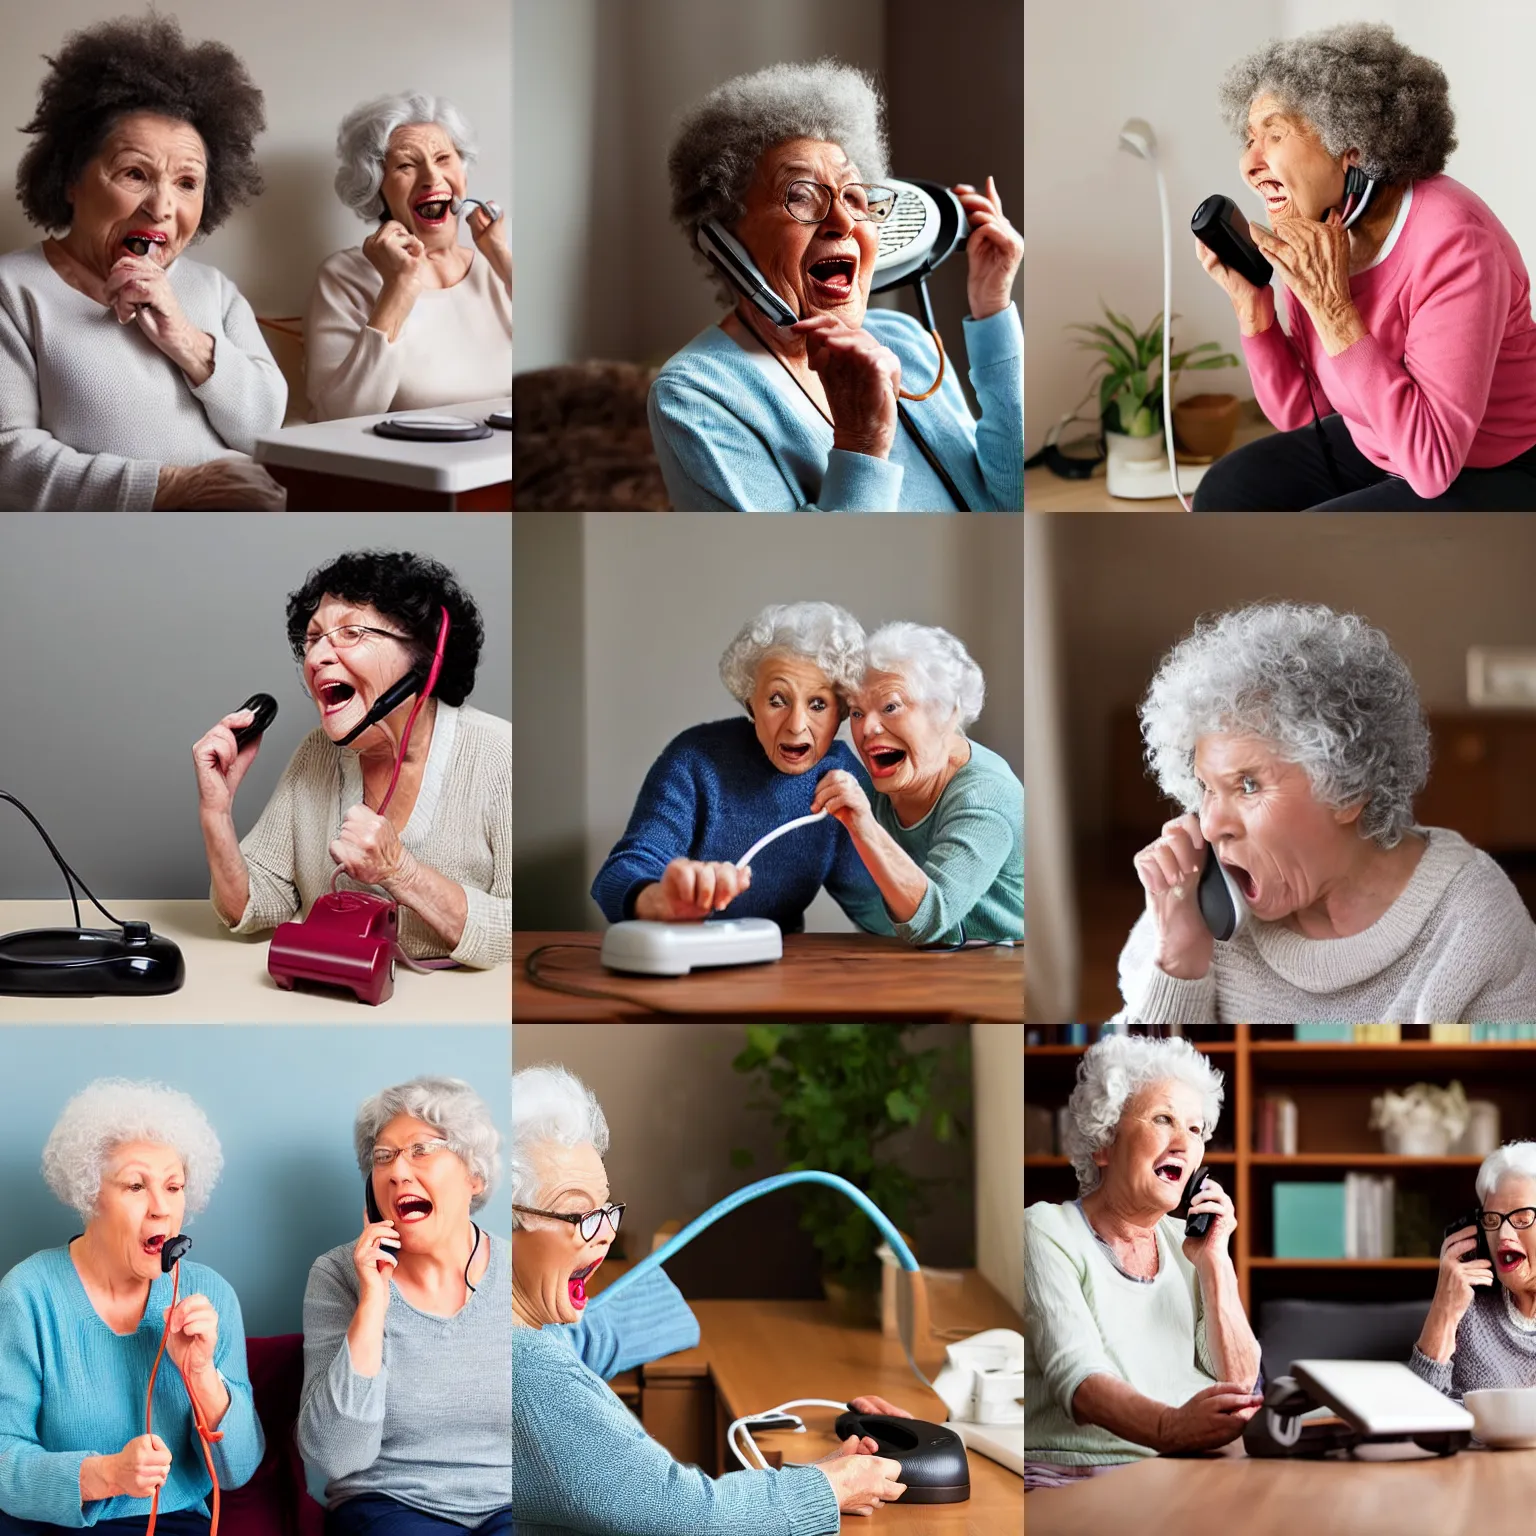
[0,1026,509,1338]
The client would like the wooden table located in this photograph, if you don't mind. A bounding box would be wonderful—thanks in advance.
[0,899,510,1024]
[254,396,511,509]
[1026,1440,1536,1535]
[515,931,1022,1021]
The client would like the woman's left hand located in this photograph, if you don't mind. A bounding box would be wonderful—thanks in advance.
[468,201,512,290]
[1249,212,1365,355]
[164,1292,219,1378]
[330,804,417,888]
[849,1395,915,1419]
[812,769,876,834]
[1182,1175,1238,1265]
[952,176,1023,320]
[103,256,215,380]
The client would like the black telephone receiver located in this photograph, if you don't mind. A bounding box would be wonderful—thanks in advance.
[1198,845,1249,942]
[232,693,278,753]
[1191,194,1273,289]
[1445,1211,1491,1266]
[1174,1165,1215,1238]
[366,1172,402,1250]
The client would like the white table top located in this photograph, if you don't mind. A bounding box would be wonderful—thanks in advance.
[0,900,510,1025]
[254,398,512,492]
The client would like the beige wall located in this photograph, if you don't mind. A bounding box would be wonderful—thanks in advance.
[972,1023,1023,1314]
[0,0,511,319]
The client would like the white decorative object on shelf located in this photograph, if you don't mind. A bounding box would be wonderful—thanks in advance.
[1369,1080,1470,1157]
[1453,1100,1501,1157]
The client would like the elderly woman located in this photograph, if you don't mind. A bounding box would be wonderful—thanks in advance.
[512,1063,909,1531]
[1193,23,1536,510]
[0,15,286,511]
[298,1077,506,1532]
[592,601,890,932]
[0,1079,261,1530]
[1119,602,1536,1023]
[649,60,1023,511]
[1412,1142,1536,1401]
[305,93,512,422]
[192,550,510,969]
[811,623,1022,945]
[1024,1036,1261,1489]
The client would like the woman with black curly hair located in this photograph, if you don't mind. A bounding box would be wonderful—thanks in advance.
[1193,22,1536,509]
[0,14,286,510]
[190,552,510,970]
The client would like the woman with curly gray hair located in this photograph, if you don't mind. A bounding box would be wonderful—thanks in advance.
[1192,21,1536,510]
[648,58,1023,511]
[1024,1035,1260,1486]
[812,622,1022,945]
[304,92,511,421]
[0,1080,262,1528]
[1117,602,1536,1024]
[591,600,890,932]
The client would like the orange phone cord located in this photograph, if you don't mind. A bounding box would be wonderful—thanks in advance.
[144,1261,224,1536]
[897,326,946,402]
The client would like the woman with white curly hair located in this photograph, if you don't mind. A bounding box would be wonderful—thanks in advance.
[649,59,1023,510]
[812,622,1022,945]
[304,92,511,421]
[297,1076,508,1534]
[1193,22,1536,509]
[1024,1036,1261,1488]
[512,1063,911,1530]
[591,601,890,932]
[1119,602,1536,1023]
[0,1080,262,1531]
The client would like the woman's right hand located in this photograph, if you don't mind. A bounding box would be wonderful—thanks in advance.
[156,459,286,510]
[192,710,262,818]
[634,859,751,921]
[1194,234,1274,336]
[792,313,901,459]
[1426,1225,1493,1341]
[1132,813,1215,981]
[353,1208,401,1307]
[364,219,427,294]
[1156,1383,1263,1452]
[815,1434,907,1517]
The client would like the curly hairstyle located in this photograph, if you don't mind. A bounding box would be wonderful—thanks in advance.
[717,601,865,718]
[353,1076,500,1214]
[859,622,986,731]
[1139,602,1430,849]
[1218,22,1457,185]
[285,550,485,708]
[668,59,889,304]
[16,13,266,235]
[333,91,479,221]
[1061,1037,1224,1197]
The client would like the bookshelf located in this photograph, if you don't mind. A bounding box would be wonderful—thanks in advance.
[1024,1026,1536,1310]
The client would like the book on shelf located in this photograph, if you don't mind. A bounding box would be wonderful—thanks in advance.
[1353,1024,1401,1042]
[1343,1172,1396,1258]
[1430,1024,1473,1042]
[1469,1023,1536,1041]
[1255,1094,1298,1155]
[1294,1023,1353,1042]
[1273,1182,1346,1258]
[1025,1103,1055,1157]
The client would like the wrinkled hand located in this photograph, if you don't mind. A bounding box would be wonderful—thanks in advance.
[330,803,415,888]
[1193,233,1274,336]
[468,200,511,289]
[163,1292,219,1378]
[1132,813,1215,981]
[103,255,206,368]
[364,219,427,291]
[353,1205,400,1304]
[109,1433,173,1497]
[791,313,901,458]
[1429,1224,1493,1330]
[1156,1383,1263,1453]
[952,176,1022,319]
[811,768,875,834]
[156,458,286,510]
[635,858,751,921]
[192,708,260,817]
[1182,1175,1238,1264]
[815,1434,907,1517]
[1250,212,1363,352]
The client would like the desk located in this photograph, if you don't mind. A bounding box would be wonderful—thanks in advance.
[254,397,511,509]
[0,900,510,1023]
[515,931,1022,1022]
[1026,1441,1536,1535]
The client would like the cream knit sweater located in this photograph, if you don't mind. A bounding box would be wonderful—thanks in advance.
[1115,828,1536,1024]
[217,702,510,969]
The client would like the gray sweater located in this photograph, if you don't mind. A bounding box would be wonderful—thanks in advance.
[1116,828,1536,1024]
[0,243,286,510]
[298,1230,509,1522]
[1409,1282,1536,1401]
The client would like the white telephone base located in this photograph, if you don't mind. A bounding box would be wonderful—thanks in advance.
[947,1421,1023,1476]
[599,918,783,977]
[1106,455,1211,500]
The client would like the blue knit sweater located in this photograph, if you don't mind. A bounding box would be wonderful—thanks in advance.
[591,718,893,935]
[0,1247,263,1526]
[512,1268,840,1535]
[648,305,1023,511]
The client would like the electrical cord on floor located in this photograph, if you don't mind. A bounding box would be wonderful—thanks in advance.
[522,943,672,1013]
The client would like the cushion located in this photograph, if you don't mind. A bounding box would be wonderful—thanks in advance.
[220,1333,326,1535]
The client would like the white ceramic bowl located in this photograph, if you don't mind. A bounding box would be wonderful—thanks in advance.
[1465,1387,1536,1448]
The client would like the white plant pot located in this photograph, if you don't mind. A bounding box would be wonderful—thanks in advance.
[1382,1122,1453,1157]
[1104,429,1167,465]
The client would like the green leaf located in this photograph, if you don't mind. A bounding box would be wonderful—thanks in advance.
[885,1088,921,1124]
[729,1147,754,1169]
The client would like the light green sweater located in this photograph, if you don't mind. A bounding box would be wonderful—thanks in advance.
[874,740,1023,945]
[1024,1201,1220,1463]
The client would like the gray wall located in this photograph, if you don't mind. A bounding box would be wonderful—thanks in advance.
[0,514,510,900]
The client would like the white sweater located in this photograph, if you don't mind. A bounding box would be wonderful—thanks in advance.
[1115,827,1536,1024]
[217,702,511,970]
[0,243,286,509]
[303,244,512,421]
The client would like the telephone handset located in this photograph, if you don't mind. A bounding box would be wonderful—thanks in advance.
[1198,845,1249,942]
[1444,1212,1492,1267]
[1173,1165,1215,1238]
[366,1173,402,1251]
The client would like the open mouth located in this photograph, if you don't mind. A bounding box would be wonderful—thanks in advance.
[569,1258,602,1310]
[777,742,812,765]
[1255,180,1288,210]
[1223,860,1258,903]
[1498,1245,1525,1270]
[316,679,358,717]
[867,746,907,778]
[413,197,452,224]
[142,1233,167,1256]
[122,230,168,258]
[807,255,856,301]
[395,1195,434,1224]
[1154,1161,1184,1185]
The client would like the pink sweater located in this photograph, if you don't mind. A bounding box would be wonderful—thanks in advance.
[1241,175,1536,498]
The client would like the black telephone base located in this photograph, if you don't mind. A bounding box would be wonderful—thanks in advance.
[0,926,186,996]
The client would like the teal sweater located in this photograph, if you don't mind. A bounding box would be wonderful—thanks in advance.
[0,1246,263,1526]
[648,305,1023,511]
[512,1268,841,1535]
[876,740,1024,945]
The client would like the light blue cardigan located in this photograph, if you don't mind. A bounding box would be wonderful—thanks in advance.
[648,304,1023,511]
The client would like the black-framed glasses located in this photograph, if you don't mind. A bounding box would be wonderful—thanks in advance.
[296,623,411,659]
[513,1202,626,1242]
[1477,1206,1536,1231]
[784,180,897,225]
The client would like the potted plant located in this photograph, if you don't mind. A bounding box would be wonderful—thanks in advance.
[731,1024,967,1325]
[1068,303,1240,462]
[1369,1081,1471,1157]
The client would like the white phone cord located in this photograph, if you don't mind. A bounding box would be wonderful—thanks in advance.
[735,811,829,870]
[1151,159,1189,511]
[728,1399,855,1472]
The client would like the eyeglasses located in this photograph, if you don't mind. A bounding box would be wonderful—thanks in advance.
[370,1139,454,1168]
[1477,1207,1536,1231]
[297,624,411,658]
[783,180,897,225]
[513,1202,626,1242]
